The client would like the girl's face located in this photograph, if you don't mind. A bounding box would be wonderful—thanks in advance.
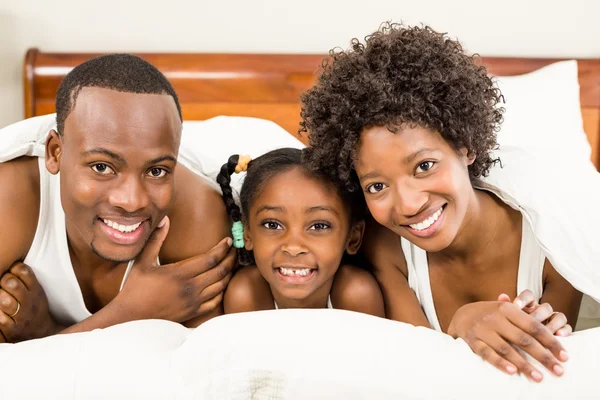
[244,167,363,302]
[355,125,474,253]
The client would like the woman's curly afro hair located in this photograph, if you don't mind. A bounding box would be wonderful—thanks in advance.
[300,23,504,193]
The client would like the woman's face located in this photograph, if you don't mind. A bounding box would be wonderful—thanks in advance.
[355,125,475,252]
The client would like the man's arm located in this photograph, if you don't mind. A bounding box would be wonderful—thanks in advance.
[159,164,233,327]
[0,157,40,273]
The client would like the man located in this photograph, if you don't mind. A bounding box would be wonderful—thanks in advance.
[0,54,235,342]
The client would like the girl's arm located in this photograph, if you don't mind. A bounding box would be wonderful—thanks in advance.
[223,266,274,314]
[330,265,385,318]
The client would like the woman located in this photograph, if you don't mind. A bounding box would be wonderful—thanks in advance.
[299,23,582,382]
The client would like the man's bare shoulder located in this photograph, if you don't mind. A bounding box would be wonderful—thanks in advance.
[0,157,41,270]
[160,163,231,263]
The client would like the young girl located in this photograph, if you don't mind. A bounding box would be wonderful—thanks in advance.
[299,23,582,381]
[217,148,385,316]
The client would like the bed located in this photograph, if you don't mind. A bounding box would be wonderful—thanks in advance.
[5,49,600,399]
[22,49,600,171]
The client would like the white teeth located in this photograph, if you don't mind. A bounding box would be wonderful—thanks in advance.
[409,207,443,231]
[279,267,313,277]
[103,219,142,233]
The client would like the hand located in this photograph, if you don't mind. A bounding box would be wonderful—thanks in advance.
[116,216,236,323]
[447,300,569,382]
[498,290,572,337]
[0,262,64,343]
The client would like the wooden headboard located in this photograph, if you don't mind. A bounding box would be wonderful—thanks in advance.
[23,49,600,170]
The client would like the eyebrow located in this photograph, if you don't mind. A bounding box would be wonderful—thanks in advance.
[148,155,177,165]
[404,148,437,164]
[81,148,126,164]
[256,205,284,216]
[306,205,340,217]
[81,149,177,166]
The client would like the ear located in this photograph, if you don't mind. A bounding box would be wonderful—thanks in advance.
[45,130,63,175]
[345,220,365,255]
[459,147,476,166]
[243,218,253,251]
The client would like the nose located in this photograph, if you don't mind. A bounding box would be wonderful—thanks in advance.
[107,174,150,213]
[280,229,309,257]
[392,181,428,220]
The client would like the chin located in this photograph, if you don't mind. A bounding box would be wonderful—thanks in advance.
[91,242,144,263]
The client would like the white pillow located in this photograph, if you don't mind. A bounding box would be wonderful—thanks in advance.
[484,61,600,327]
[2,312,600,399]
[179,116,305,193]
[493,60,592,162]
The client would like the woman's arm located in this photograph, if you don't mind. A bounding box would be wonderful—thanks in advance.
[539,259,583,329]
[361,218,431,327]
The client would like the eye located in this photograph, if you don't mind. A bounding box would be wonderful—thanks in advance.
[147,167,167,178]
[262,221,282,230]
[91,163,114,175]
[309,222,331,231]
[416,161,435,174]
[366,182,388,194]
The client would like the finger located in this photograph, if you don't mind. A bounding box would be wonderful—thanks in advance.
[9,262,38,291]
[530,303,554,323]
[514,289,537,312]
[197,293,224,315]
[491,317,551,381]
[0,289,19,318]
[138,216,170,268]
[544,312,567,334]
[555,324,573,337]
[0,272,28,303]
[0,323,7,343]
[197,272,232,303]
[502,306,566,375]
[0,309,15,333]
[183,239,235,277]
[471,337,519,376]
[497,293,511,303]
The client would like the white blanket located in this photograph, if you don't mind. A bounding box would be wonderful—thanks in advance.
[1,310,599,399]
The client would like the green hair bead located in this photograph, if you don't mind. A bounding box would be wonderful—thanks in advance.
[231,221,245,249]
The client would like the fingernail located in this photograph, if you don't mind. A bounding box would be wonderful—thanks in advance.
[553,364,564,376]
[514,299,523,308]
[559,350,569,361]
[506,365,517,374]
[226,237,233,246]
[531,370,543,382]
[158,216,167,228]
[5,279,17,289]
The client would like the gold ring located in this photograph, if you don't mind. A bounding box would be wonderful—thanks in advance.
[8,301,20,318]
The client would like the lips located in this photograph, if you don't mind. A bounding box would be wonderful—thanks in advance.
[402,204,447,238]
[98,217,149,245]
[274,265,317,283]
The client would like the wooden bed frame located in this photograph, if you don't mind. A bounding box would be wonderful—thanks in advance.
[23,49,600,170]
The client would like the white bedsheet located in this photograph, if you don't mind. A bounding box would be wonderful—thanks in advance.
[1,310,599,399]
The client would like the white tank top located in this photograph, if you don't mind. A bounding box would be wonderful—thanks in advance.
[402,217,545,332]
[23,158,132,326]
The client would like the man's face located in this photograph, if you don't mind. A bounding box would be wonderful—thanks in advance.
[48,87,182,263]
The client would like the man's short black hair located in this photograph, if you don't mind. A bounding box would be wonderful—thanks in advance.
[55,53,183,134]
